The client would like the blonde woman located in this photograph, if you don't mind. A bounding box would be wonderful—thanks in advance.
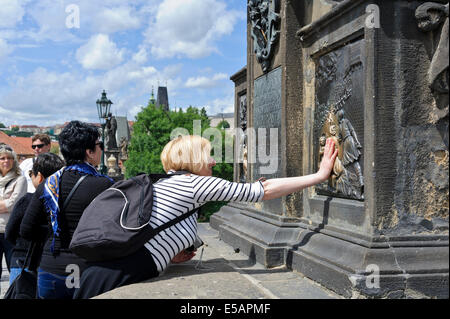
[0,145,27,288]
[74,135,338,299]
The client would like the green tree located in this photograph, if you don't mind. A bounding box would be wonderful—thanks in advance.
[125,103,212,177]
[124,103,172,177]
[217,120,230,129]
[50,144,60,155]
[198,128,234,222]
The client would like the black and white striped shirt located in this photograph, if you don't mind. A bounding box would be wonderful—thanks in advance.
[144,173,265,272]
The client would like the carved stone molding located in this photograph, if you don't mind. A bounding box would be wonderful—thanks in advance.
[238,94,248,182]
[248,0,281,73]
[416,2,449,119]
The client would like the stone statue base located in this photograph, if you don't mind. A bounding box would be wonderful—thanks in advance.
[104,148,123,181]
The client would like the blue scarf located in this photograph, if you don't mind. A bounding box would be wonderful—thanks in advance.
[41,162,113,253]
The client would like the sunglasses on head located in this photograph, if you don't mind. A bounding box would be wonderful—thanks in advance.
[31,144,46,149]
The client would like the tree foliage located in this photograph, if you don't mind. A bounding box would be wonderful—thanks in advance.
[124,101,235,222]
[124,101,229,179]
[217,120,230,129]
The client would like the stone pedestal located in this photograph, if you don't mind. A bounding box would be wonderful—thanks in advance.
[211,0,448,298]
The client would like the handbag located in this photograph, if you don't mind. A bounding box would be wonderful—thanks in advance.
[4,174,87,299]
[3,242,37,299]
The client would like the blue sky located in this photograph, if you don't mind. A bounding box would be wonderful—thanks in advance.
[0,0,247,127]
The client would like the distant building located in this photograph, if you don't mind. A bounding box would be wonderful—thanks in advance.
[52,123,69,135]
[19,125,41,134]
[209,112,234,129]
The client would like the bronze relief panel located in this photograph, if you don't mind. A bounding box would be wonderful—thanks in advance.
[314,39,365,200]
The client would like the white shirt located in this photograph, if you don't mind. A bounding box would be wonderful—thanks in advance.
[19,157,35,193]
[145,174,265,272]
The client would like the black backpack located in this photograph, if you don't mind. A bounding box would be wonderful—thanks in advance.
[69,172,199,262]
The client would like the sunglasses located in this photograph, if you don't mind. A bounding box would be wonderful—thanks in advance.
[95,141,104,151]
[31,144,46,149]
[1,145,13,152]
[28,170,34,178]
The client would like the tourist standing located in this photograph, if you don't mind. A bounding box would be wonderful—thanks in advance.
[20,121,113,299]
[6,153,65,285]
[0,145,27,292]
[19,134,52,193]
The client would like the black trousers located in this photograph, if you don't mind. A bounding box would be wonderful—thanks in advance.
[0,233,13,273]
[73,246,159,299]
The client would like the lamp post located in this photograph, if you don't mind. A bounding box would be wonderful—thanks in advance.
[96,90,113,174]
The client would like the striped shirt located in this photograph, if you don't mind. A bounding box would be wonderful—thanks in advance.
[144,173,265,272]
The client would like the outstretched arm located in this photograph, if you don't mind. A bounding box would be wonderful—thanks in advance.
[261,138,338,201]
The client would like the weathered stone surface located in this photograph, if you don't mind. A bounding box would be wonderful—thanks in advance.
[93,224,341,299]
[218,0,448,299]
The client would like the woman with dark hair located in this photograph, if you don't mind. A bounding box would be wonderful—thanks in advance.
[6,152,65,285]
[20,121,114,299]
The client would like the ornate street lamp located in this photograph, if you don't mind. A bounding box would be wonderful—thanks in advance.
[96,90,112,174]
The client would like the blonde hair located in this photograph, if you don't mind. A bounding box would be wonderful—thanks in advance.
[0,144,21,175]
[160,135,211,175]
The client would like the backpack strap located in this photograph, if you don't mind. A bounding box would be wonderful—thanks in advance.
[62,174,88,212]
[148,170,191,183]
[51,174,87,255]
[154,207,200,235]
[148,173,171,182]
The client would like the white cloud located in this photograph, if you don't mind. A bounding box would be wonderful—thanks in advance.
[0,38,13,62]
[145,0,242,59]
[0,67,102,124]
[17,1,148,43]
[0,59,167,125]
[0,0,25,28]
[185,73,228,89]
[162,64,183,78]
[200,94,234,116]
[127,104,145,120]
[132,47,147,64]
[76,34,125,70]
[94,6,141,33]
[24,0,77,43]
[0,0,244,126]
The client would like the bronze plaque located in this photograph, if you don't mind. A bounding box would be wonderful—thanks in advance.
[253,66,283,214]
[314,39,365,200]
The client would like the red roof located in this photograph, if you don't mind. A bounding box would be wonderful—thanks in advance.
[0,132,34,157]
